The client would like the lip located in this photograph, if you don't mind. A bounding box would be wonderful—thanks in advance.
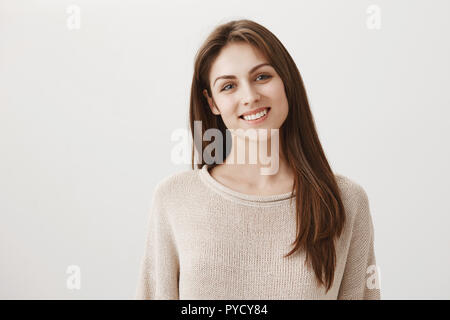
[239,107,270,125]
[240,106,269,117]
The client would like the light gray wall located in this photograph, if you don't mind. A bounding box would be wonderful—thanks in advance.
[1,0,449,299]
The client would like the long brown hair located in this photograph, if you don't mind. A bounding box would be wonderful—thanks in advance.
[189,19,346,293]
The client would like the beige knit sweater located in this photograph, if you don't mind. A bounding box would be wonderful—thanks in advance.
[135,164,381,300]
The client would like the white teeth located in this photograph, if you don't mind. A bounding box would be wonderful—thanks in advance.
[242,108,268,121]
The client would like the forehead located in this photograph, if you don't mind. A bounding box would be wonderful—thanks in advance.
[209,42,268,79]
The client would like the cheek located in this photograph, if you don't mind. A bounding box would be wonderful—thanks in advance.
[214,96,238,117]
[266,80,289,123]
[263,79,285,102]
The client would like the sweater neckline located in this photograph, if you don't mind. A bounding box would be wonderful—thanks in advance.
[198,164,296,207]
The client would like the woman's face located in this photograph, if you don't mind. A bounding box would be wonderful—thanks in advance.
[203,42,289,135]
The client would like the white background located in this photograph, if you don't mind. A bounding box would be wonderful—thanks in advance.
[1,0,449,299]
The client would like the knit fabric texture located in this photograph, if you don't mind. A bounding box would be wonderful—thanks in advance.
[135,164,381,300]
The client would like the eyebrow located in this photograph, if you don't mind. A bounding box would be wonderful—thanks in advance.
[213,63,272,87]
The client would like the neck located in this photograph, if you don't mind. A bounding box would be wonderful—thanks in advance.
[219,130,292,189]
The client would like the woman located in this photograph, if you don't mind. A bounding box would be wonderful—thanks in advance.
[135,19,381,300]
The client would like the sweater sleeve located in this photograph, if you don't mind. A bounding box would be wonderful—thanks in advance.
[337,186,381,300]
[134,184,180,299]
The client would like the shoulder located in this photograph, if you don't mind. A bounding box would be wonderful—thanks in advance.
[152,168,201,202]
[334,173,371,223]
[334,173,369,203]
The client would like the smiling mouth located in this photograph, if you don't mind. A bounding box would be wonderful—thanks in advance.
[239,107,271,121]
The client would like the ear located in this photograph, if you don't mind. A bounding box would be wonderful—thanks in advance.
[203,89,221,115]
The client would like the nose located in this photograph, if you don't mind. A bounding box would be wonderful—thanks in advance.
[241,82,260,106]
